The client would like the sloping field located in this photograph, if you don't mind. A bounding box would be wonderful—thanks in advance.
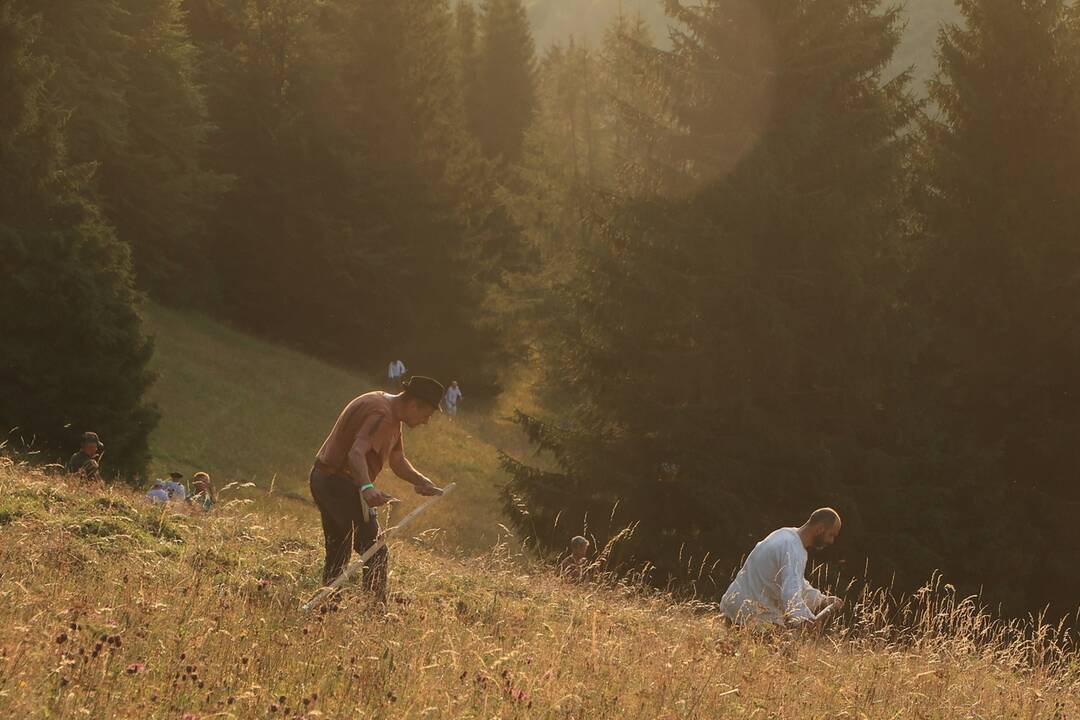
[0,461,1076,719]
[144,302,513,554]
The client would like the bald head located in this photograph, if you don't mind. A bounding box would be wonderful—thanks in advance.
[807,507,841,529]
[801,507,842,549]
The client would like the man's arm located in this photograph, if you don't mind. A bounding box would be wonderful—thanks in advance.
[779,548,817,624]
[803,579,844,616]
[347,415,394,506]
[389,440,442,496]
[802,578,827,613]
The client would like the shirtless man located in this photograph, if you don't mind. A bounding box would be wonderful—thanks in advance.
[310,376,445,601]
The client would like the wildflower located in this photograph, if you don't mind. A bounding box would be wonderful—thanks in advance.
[55,632,67,644]
[126,662,146,675]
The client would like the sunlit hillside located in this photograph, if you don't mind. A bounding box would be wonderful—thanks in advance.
[0,461,1076,719]
[144,303,517,554]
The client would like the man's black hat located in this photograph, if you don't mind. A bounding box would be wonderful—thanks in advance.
[169,471,184,480]
[402,376,445,410]
[81,431,103,448]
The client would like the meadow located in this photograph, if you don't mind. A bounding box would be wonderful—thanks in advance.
[0,459,1077,719]
[144,302,526,555]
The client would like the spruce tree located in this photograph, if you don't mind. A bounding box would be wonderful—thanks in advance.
[454,1,484,145]
[504,0,919,593]
[0,1,158,479]
[495,40,607,355]
[475,0,537,164]
[35,0,225,298]
[194,0,506,391]
[914,0,1080,615]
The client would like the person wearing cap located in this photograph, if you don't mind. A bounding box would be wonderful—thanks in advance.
[67,432,104,481]
[163,472,187,502]
[310,376,446,601]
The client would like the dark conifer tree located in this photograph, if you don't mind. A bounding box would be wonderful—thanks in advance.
[475,0,537,164]
[193,0,505,391]
[503,0,919,594]
[35,0,225,298]
[912,0,1080,615]
[0,1,158,479]
[454,1,484,145]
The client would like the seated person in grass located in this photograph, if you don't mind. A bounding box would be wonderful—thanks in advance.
[559,535,591,582]
[67,431,103,481]
[720,508,844,628]
[190,471,216,511]
[146,480,170,503]
[162,472,187,502]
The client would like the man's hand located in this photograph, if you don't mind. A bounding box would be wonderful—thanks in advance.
[414,479,444,496]
[362,486,396,507]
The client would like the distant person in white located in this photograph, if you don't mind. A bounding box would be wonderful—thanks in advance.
[720,507,844,627]
[387,359,407,382]
[443,380,462,415]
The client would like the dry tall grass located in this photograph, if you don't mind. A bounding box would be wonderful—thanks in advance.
[1,458,1076,719]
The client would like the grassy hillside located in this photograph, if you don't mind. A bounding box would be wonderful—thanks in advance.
[144,302,518,555]
[1,461,1077,719]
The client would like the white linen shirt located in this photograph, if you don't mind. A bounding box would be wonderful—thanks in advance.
[720,527,825,625]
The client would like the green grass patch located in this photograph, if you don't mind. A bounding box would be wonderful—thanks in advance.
[143,302,522,553]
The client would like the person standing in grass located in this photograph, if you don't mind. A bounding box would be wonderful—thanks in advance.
[720,508,844,627]
[310,376,446,601]
[442,380,463,416]
[387,359,407,384]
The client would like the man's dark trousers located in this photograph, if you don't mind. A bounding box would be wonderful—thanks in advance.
[309,466,387,599]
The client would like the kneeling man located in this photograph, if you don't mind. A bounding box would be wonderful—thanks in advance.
[720,507,844,627]
[310,376,445,601]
